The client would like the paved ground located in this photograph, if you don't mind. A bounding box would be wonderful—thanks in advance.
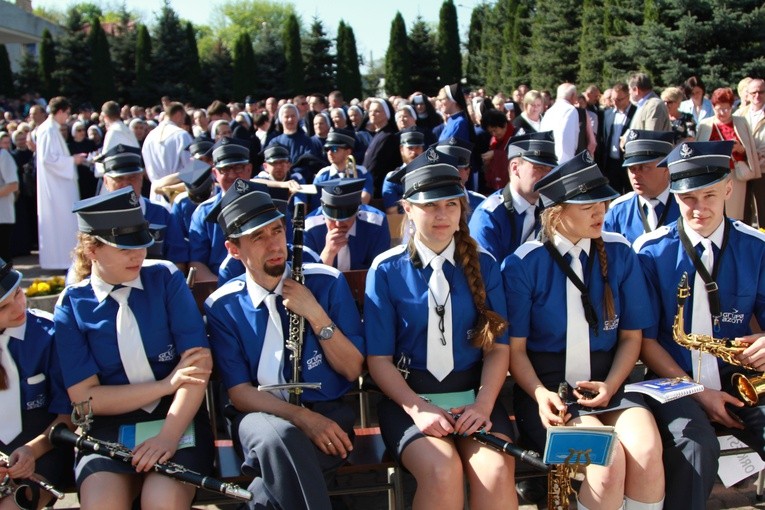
[14,252,765,510]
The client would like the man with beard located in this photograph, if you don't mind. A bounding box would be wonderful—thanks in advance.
[204,179,364,510]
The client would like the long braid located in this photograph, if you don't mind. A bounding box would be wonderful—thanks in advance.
[593,236,616,322]
[453,199,507,350]
[0,361,6,390]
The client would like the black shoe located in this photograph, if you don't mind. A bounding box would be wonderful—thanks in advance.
[516,476,547,504]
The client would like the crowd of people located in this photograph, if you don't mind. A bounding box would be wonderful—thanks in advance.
[0,72,764,510]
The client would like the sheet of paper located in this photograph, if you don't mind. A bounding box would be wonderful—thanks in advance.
[717,435,765,488]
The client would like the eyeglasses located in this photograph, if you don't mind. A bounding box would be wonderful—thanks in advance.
[325,146,344,153]
[216,165,248,176]
[714,106,731,113]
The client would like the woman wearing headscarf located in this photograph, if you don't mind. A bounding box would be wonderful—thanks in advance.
[436,83,476,144]
[363,98,402,197]
[409,92,443,136]
[68,121,98,199]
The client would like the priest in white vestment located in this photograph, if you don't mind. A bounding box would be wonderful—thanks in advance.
[36,97,85,269]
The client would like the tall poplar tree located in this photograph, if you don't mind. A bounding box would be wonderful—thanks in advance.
[282,13,304,96]
[577,0,606,87]
[16,52,40,95]
[134,24,153,105]
[38,29,56,99]
[152,1,190,100]
[465,6,485,89]
[252,23,286,98]
[232,32,256,101]
[201,39,233,102]
[437,0,462,84]
[302,17,335,93]
[185,22,202,102]
[0,45,13,97]
[384,12,411,97]
[408,17,439,95]
[336,21,362,100]
[528,0,580,90]
[109,7,137,103]
[88,18,116,106]
[53,7,91,106]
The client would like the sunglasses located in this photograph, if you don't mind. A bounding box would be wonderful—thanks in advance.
[325,146,346,153]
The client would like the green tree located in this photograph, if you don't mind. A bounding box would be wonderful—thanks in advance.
[508,0,533,88]
[336,21,362,100]
[53,7,92,106]
[88,18,117,105]
[302,17,335,93]
[201,39,233,102]
[38,28,56,99]
[209,0,295,54]
[109,6,137,103]
[252,22,286,98]
[232,32,256,101]
[362,55,385,98]
[601,0,640,86]
[185,22,203,102]
[528,0,580,90]
[152,1,191,100]
[437,0,462,84]
[465,5,486,89]
[385,12,411,97]
[0,45,13,97]
[577,0,606,87]
[408,17,439,95]
[15,51,40,94]
[134,23,153,104]
[282,13,304,96]
[476,1,505,93]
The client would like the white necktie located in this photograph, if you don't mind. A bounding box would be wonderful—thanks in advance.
[522,205,537,242]
[257,294,288,400]
[337,243,351,271]
[691,239,722,389]
[111,287,158,413]
[565,246,591,386]
[426,256,453,381]
[0,334,22,443]
[645,199,659,230]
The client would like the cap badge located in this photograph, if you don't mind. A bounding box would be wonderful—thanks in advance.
[235,179,248,194]
[628,130,638,141]
[448,137,457,146]
[578,184,589,193]
[129,191,139,206]
[426,148,439,163]
[117,145,125,153]
[333,186,343,194]
[152,230,161,240]
[680,143,693,159]
[583,151,594,164]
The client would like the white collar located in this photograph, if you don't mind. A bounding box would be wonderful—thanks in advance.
[245,264,289,308]
[90,271,144,303]
[509,186,538,216]
[553,232,591,257]
[638,186,671,208]
[684,217,725,249]
[4,321,26,342]
[414,237,456,268]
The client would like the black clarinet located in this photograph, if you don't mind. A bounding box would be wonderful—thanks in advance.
[468,431,550,472]
[1,450,65,510]
[287,202,307,406]
[48,424,252,502]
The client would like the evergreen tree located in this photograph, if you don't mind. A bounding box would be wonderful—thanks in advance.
[88,18,117,106]
[601,0,640,86]
[282,13,304,96]
[134,23,153,105]
[465,5,485,89]
[528,0,580,91]
[38,29,56,99]
[437,0,462,84]
[152,1,191,101]
[498,0,518,93]
[252,23,286,98]
[477,1,505,93]
[109,6,137,103]
[201,39,233,103]
[509,0,533,88]
[302,17,335,93]
[15,51,40,94]
[408,16,439,96]
[577,0,606,88]
[53,7,92,106]
[384,12,411,97]
[0,45,13,97]
[185,22,203,102]
[232,32,256,101]
[336,22,362,100]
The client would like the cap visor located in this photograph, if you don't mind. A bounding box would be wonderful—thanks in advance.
[228,210,284,238]
[406,184,466,204]
[0,269,22,303]
[622,155,664,167]
[523,155,558,167]
[322,205,358,221]
[670,172,729,193]
[96,229,155,250]
[216,158,250,168]
[104,167,144,177]
[564,184,620,204]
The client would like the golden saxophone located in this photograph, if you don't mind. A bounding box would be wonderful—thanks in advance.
[346,155,357,179]
[547,384,581,510]
[672,272,764,405]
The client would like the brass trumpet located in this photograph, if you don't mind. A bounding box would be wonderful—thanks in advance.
[672,273,765,405]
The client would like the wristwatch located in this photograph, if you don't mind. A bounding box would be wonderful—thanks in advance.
[318,322,337,340]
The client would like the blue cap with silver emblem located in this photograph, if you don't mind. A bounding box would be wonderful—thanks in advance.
[316,178,365,220]
[506,131,558,167]
[72,187,153,249]
[534,151,618,207]
[657,140,733,193]
[205,178,284,238]
[622,129,675,167]
[397,148,464,204]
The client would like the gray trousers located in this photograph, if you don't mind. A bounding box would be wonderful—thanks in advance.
[646,370,765,510]
[236,400,355,510]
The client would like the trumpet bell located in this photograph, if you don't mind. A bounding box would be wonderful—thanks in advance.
[732,372,765,406]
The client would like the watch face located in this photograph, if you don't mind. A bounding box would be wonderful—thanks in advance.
[320,323,335,339]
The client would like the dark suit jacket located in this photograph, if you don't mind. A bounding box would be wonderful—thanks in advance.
[599,104,636,168]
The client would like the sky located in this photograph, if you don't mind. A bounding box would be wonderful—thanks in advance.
[33,0,479,69]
